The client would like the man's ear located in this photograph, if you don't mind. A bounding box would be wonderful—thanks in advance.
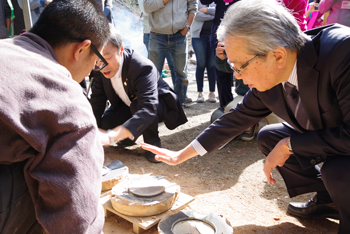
[272,46,287,69]
[73,40,92,61]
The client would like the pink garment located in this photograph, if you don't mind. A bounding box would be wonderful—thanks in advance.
[282,0,308,31]
[305,5,323,30]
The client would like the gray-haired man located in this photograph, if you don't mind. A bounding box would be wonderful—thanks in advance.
[141,0,350,232]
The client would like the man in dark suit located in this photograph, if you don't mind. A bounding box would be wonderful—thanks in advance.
[141,0,350,232]
[90,25,187,163]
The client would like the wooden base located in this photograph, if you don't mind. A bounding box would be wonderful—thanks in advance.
[100,192,194,234]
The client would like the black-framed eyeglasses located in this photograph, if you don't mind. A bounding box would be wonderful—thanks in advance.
[70,39,108,71]
[227,54,259,75]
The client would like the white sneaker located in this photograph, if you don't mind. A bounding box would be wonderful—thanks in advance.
[208,93,216,103]
[197,93,205,103]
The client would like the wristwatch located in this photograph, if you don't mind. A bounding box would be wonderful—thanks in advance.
[286,138,293,154]
[107,129,117,145]
[186,24,191,31]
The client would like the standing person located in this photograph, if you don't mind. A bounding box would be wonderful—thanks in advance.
[142,0,350,232]
[90,26,187,163]
[318,0,350,27]
[200,0,240,110]
[0,0,11,38]
[191,1,217,103]
[0,0,109,233]
[137,0,176,89]
[17,0,52,25]
[11,0,26,36]
[143,0,197,105]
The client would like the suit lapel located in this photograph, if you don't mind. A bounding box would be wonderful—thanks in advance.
[297,37,323,130]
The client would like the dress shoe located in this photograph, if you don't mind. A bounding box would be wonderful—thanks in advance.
[145,141,162,163]
[116,138,135,147]
[287,195,340,220]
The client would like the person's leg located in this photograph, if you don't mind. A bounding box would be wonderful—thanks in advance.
[99,104,133,130]
[169,32,188,105]
[143,33,150,52]
[192,37,206,93]
[257,123,328,197]
[321,157,350,233]
[204,34,217,102]
[148,32,168,75]
[0,161,43,234]
[142,102,164,163]
[216,69,233,108]
[192,36,206,103]
[166,52,176,87]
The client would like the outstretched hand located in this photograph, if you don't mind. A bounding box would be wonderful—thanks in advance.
[141,143,183,165]
[141,142,199,165]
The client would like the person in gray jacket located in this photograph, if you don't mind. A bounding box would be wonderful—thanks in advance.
[143,0,197,105]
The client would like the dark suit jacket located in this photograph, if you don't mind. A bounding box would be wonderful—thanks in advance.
[90,48,187,139]
[197,24,350,169]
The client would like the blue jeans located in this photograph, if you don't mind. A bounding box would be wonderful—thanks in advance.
[148,32,188,105]
[143,34,176,86]
[192,34,216,93]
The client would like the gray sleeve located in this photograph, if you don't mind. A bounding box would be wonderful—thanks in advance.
[194,11,214,21]
[143,0,164,14]
[187,0,198,14]
[206,3,216,15]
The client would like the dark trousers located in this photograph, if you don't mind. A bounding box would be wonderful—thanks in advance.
[257,123,350,233]
[0,161,43,234]
[99,102,162,145]
[216,69,233,108]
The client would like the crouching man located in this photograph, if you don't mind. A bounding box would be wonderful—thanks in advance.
[90,25,187,163]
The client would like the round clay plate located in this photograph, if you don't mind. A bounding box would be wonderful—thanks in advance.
[172,219,216,234]
[128,186,165,197]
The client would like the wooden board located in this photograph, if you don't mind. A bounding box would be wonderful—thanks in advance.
[100,192,194,234]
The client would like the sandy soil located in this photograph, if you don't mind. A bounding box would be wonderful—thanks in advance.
[102,63,339,234]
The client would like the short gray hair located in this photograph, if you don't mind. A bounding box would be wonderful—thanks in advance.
[217,0,307,55]
[109,24,123,51]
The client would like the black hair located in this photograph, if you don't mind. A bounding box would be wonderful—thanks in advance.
[30,0,109,51]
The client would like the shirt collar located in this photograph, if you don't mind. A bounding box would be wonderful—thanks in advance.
[283,61,298,89]
[115,52,124,79]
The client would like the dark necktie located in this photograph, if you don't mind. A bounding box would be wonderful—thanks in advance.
[284,82,311,130]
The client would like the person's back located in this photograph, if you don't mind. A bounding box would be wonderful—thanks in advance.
[0,0,109,233]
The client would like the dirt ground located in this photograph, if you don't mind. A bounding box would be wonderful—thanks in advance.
[102,63,339,234]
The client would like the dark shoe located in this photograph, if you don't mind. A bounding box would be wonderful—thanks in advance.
[116,138,135,147]
[240,123,259,141]
[210,107,225,123]
[145,141,162,163]
[184,97,192,104]
[287,195,340,220]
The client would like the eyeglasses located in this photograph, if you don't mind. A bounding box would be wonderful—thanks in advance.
[227,54,259,75]
[70,39,108,71]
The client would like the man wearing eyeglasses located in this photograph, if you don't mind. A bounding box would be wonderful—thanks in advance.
[141,0,350,232]
[0,0,109,233]
[89,25,187,163]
